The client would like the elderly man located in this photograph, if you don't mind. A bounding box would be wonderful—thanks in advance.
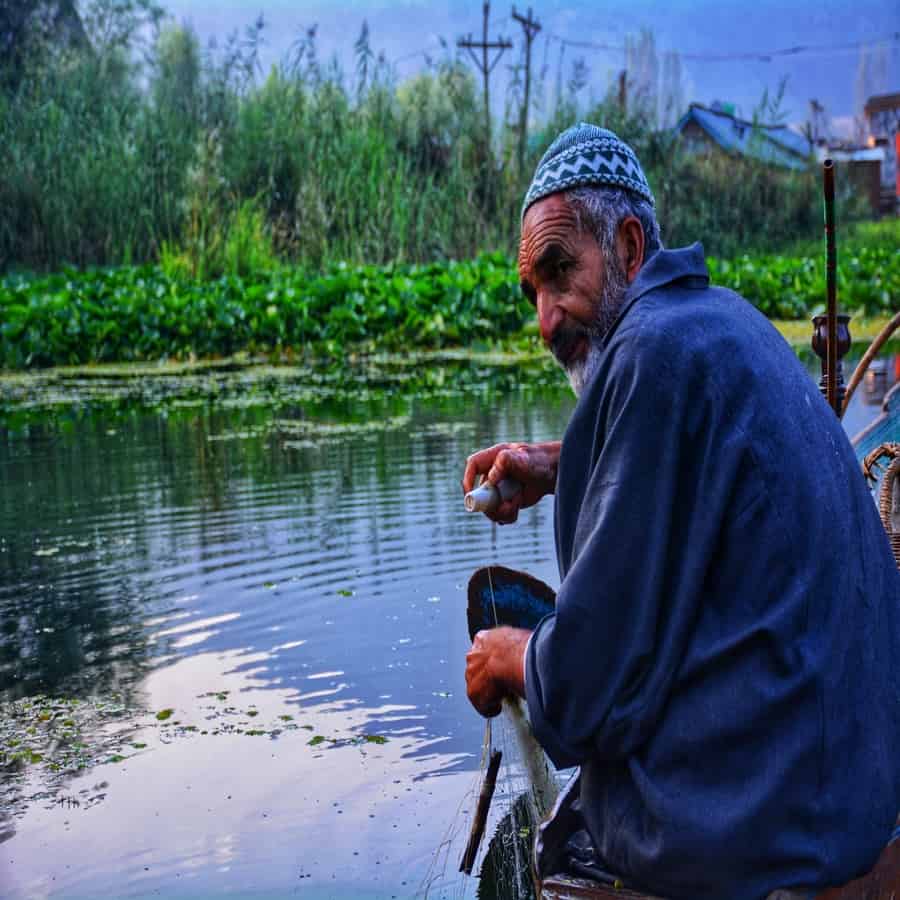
[462,123,900,899]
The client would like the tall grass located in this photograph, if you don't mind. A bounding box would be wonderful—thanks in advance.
[0,10,860,274]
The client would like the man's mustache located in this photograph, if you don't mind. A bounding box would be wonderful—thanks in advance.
[550,320,594,368]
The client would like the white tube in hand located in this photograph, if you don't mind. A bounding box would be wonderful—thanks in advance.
[464,478,521,513]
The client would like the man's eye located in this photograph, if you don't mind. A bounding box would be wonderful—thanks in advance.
[557,260,574,275]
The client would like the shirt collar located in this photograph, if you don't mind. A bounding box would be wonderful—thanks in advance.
[603,242,710,346]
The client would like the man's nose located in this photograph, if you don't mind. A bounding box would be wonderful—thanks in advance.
[537,294,563,345]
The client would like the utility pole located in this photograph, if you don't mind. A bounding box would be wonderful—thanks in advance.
[808,98,826,144]
[458,2,512,154]
[555,39,565,109]
[512,6,541,172]
[618,69,628,116]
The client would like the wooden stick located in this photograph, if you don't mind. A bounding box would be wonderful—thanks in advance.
[459,749,503,874]
[842,311,900,416]
[823,159,838,416]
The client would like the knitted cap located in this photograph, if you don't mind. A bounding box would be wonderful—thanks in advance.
[522,122,655,220]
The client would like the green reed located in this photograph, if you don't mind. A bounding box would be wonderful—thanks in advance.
[0,9,866,275]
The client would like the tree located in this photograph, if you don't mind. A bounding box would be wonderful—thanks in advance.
[624,28,659,127]
[79,0,163,57]
[0,0,89,89]
[151,22,201,121]
[396,62,480,173]
[659,50,685,130]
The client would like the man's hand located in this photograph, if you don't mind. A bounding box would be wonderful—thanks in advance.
[462,441,561,524]
[465,626,531,718]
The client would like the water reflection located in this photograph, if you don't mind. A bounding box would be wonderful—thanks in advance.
[1,367,577,893]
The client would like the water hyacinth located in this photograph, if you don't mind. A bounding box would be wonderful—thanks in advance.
[2,236,897,370]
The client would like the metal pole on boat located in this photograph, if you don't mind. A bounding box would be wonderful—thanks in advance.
[824,159,839,416]
[812,159,850,418]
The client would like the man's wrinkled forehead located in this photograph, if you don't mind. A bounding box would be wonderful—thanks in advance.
[518,194,580,279]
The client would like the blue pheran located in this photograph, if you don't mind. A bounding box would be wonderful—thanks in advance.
[524,244,900,900]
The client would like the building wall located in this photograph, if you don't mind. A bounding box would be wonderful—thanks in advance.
[867,109,899,196]
[678,121,722,157]
[847,159,884,214]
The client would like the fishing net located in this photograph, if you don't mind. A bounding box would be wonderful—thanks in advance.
[421,709,561,900]
[420,565,562,899]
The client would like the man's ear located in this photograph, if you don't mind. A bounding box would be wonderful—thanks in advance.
[616,216,645,285]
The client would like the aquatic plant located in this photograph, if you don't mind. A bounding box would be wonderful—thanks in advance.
[1,240,897,369]
[0,253,529,368]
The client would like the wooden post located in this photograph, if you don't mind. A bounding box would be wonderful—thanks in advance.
[513,6,541,173]
[812,313,851,416]
[812,161,850,417]
[458,3,511,157]
[824,159,838,415]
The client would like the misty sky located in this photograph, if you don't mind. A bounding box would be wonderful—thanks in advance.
[161,1,899,125]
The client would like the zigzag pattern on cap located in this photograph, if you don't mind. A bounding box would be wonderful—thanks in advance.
[522,123,655,218]
[530,150,646,192]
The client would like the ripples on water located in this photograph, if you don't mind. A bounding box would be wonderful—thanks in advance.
[0,355,889,898]
[0,365,574,898]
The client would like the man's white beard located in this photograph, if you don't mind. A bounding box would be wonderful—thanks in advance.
[559,255,629,397]
[565,341,605,396]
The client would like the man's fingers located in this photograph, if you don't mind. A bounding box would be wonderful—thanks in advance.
[466,674,503,717]
[474,496,520,525]
[476,698,503,718]
[466,632,504,717]
[487,447,524,485]
[463,445,507,494]
[492,499,520,525]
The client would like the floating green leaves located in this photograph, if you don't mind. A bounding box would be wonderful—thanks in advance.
[275,416,411,441]
[198,691,230,702]
[1,688,391,828]
[706,245,900,319]
[1,227,898,372]
[306,732,387,749]
[0,253,531,369]
[0,693,137,818]
[0,350,567,426]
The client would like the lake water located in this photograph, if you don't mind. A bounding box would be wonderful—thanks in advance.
[0,353,890,899]
[0,359,575,899]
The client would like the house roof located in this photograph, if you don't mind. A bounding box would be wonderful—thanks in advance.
[864,93,900,117]
[674,103,812,170]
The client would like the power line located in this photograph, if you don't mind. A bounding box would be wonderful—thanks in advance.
[683,33,900,62]
[544,30,900,63]
[392,19,508,68]
[393,47,432,65]
[391,26,899,78]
